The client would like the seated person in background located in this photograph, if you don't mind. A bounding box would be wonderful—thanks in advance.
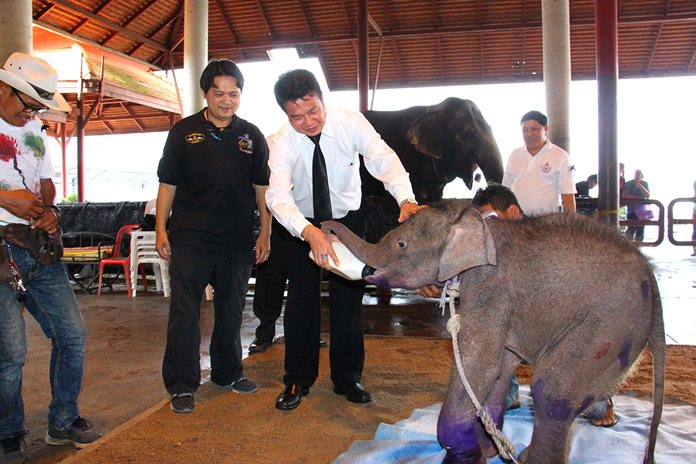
[575,174,597,197]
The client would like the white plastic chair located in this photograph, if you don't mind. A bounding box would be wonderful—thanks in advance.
[130,231,170,297]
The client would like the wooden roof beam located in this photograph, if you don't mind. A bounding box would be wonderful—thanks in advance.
[47,0,168,52]
[296,0,313,36]
[431,0,443,80]
[69,112,173,122]
[99,120,114,134]
[341,1,353,34]
[126,10,180,57]
[101,0,158,46]
[119,102,146,132]
[34,3,55,20]
[647,23,663,70]
[69,0,114,34]
[212,0,240,43]
[255,0,274,39]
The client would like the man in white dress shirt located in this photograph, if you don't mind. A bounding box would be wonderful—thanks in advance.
[266,69,422,411]
[502,110,576,216]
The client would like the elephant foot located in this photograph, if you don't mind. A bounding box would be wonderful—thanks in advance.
[518,446,530,463]
[442,447,486,464]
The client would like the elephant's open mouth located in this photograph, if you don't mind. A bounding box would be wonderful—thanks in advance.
[364,269,390,287]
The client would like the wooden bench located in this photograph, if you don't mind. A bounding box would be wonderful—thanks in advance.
[61,232,115,293]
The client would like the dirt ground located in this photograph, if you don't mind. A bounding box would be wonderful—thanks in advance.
[60,338,695,464]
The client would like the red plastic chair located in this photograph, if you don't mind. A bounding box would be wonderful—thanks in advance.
[97,224,147,296]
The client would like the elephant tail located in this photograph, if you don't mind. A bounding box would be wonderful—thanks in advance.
[642,273,665,464]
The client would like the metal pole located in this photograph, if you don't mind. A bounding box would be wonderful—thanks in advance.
[358,0,368,112]
[596,0,619,227]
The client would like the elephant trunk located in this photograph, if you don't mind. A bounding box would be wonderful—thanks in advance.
[477,133,504,184]
[321,221,387,271]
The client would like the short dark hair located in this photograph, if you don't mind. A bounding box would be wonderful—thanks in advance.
[274,69,323,110]
[199,59,244,93]
[521,110,548,126]
[472,183,523,215]
[588,174,598,184]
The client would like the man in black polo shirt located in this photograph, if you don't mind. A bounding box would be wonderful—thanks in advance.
[155,59,271,414]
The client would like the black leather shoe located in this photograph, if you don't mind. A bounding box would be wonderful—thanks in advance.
[248,338,273,354]
[275,384,309,411]
[333,382,373,403]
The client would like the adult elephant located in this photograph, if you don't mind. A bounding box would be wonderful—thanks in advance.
[361,97,503,203]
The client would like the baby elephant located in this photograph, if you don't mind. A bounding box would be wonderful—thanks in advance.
[322,200,664,464]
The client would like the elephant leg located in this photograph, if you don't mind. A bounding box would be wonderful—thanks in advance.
[523,329,627,464]
[438,331,505,463]
[438,365,486,464]
[476,349,520,458]
[518,410,573,464]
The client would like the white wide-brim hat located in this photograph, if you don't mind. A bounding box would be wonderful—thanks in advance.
[0,52,71,113]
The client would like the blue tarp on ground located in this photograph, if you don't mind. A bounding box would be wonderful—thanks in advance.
[334,386,696,463]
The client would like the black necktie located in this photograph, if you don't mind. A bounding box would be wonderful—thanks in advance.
[310,134,332,221]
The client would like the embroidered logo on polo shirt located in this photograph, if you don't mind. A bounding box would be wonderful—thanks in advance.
[185,133,205,144]
[238,133,253,154]
[541,162,552,173]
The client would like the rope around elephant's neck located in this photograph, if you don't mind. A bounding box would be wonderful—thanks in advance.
[441,279,518,463]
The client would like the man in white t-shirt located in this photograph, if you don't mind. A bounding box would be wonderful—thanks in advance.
[0,52,102,462]
[502,110,576,217]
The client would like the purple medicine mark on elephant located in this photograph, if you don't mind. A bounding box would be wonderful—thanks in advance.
[641,280,650,301]
[618,339,633,370]
[594,341,612,360]
[438,419,480,459]
[532,378,573,421]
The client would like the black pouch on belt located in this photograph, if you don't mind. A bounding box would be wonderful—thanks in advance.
[0,244,14,284]
[0,224,64,265]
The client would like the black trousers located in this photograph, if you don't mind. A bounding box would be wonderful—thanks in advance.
[252,218,290,342]
[283,210,367,388]
[162,243,252,394]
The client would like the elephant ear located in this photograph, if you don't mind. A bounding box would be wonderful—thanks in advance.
[438,209,497,282]
[406,111,445,160]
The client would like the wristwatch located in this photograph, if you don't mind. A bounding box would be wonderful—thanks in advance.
[399,198,418,208]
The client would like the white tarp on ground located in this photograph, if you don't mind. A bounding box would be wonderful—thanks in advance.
[334,386,696,463]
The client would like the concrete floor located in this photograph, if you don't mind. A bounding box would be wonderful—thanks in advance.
[21,242,696,463]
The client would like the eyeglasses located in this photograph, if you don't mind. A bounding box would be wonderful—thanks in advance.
[12,88,49,114]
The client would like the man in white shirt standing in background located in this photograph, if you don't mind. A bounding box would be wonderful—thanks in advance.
[266,69,422,411]
[502,110,576,216]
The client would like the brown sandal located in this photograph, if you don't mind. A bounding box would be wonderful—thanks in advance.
[590,398,618,428]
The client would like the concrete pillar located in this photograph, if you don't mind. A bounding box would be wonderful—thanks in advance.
[541,0,571,152]
[183,0,208,117]
[0,0,32,63]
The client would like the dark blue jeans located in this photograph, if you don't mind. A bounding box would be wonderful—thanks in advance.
[0,243,86,440]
